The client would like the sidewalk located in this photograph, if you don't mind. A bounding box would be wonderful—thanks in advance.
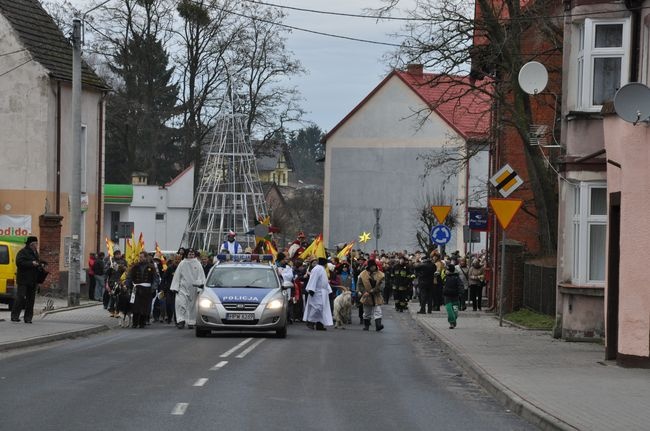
[410,306,650,431]
[0,295,112,352]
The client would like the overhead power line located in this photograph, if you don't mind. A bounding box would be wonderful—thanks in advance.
[217,4,403,47]
[0,48,27,58]
[240,0,428,21]
[241,0,650,24]
[0,58,33,78]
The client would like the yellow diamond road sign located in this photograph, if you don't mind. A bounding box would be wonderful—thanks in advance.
[490,164,523,198]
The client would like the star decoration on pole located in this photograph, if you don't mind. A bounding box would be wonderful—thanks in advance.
[359,231,371,243]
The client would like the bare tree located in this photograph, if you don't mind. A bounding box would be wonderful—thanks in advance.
[227,1,306,150]
[380,0,562,255]
[413,188,459,254]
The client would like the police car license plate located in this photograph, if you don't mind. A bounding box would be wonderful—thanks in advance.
[227,313,255,321]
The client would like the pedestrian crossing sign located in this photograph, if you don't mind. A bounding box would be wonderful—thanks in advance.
[490,164,523,198]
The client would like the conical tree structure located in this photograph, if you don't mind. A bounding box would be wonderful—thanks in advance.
[182,110,267,252]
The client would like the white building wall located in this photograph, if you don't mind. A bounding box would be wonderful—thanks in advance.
[324,76,489,252]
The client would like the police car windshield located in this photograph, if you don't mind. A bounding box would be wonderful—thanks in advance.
[207,267,278,289]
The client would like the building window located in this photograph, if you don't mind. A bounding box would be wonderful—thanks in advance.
[572,183,607,284]
[576,18,630,110]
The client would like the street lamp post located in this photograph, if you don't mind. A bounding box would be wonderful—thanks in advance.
[373,208,382,252]
[67,18,82,306]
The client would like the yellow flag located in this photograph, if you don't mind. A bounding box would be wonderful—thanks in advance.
[155,241,167,271]
[105,237,114,258]
[299,234,321,260]
[337,241,355,259]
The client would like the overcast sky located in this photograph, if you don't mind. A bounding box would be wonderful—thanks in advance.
[66,0,412,132]
[277,0,410,131]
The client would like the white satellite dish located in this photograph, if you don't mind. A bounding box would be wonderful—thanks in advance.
[613,82,650,125]
[518,61,548,95]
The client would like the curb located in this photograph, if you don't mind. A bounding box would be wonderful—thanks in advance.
[413,315,579,431]
[0,325,110,352]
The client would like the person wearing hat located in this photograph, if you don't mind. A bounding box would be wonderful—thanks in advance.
[11,236,45,323]
[221,231,243,254]
[357,259,385,331]
[442,263,463,329]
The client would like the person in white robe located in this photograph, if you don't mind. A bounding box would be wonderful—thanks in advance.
[302,257,333,330]
[170,249,206,329]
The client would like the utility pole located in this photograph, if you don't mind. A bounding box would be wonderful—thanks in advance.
[373,208,382,252]
[68,18,82,306]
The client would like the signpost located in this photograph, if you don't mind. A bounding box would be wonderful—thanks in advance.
[489,198,524,326]
[490,164,523,198]
[431,205,452,224]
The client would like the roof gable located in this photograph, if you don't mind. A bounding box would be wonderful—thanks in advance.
[0,0,108,90]
[324,66,492,142]
[395,70,492,140]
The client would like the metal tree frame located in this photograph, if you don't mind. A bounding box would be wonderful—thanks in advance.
[182,109,267,252]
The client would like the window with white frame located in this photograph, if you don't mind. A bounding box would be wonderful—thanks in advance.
[576,18,631,110]
[572,182,607,284]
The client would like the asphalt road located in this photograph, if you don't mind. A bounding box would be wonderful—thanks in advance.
[0,308,535,431]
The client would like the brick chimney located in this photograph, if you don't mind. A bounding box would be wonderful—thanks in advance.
[406,63,423,76]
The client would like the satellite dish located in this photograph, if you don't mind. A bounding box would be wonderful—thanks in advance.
[613,82,650,125]
[518,61,548,95]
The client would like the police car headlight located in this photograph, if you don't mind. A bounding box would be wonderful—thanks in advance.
[199,298,216,309]
[266,299,283,310]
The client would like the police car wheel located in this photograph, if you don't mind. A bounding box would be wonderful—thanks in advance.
[275,325,287,338]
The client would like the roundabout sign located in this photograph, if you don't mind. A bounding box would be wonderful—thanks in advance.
[430,224,451,245]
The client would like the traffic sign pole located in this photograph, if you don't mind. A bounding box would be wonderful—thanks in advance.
[499,229,506,327]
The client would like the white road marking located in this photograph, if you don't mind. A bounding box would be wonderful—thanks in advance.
[220,338,253,358]
[171,403,188,415]
[193,378,209,387]
[235,338,265,358]
[209,360,228,370]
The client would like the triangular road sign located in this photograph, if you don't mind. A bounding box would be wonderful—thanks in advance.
[489,198,523,230]
[431,205,452,223]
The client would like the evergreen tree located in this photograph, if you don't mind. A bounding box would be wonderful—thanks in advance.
[288,125,325,184]
[105,33,179,184]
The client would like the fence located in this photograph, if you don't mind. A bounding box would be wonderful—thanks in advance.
[522,261,556,315]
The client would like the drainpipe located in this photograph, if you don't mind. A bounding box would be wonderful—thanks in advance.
[56,81,61,214]
[96,92,107,253]
[626,0,642,82]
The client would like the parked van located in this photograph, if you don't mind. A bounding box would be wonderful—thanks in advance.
[0,238,24,308]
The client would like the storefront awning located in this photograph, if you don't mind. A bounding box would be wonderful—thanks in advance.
[104,184,133,204]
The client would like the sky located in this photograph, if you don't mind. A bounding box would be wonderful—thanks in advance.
[274,0,412,131]
[65,0,414,133]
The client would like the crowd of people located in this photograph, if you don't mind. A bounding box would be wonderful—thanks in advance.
[80,232,488,332]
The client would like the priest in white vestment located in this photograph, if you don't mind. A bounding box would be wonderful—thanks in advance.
[170,249,206,329]
[302,257,333,330]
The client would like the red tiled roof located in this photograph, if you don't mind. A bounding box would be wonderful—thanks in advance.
[324,67,492,143]
[395,70,492,140]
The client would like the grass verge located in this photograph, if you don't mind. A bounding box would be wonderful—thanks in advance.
[504,309,554,330]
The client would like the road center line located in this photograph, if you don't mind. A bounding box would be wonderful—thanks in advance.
[210,360,228,370]
[235,338,265,358]
[220,338,253,358]
[171,403,188,415]
[193,378,209,387]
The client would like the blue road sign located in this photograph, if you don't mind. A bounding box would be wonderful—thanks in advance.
[430,224,452,245]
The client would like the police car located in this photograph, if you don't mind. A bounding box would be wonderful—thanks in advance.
[195,254,288,338]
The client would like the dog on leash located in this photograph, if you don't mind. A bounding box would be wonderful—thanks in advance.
[333,288,352,329]
[116,285,133,328]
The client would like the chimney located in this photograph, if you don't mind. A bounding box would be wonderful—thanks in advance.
[406,63,423,76]
[131,172,148,186]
